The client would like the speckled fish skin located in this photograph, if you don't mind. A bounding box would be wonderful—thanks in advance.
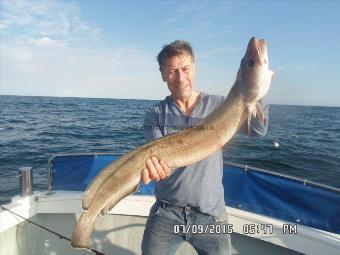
[71,37,274,250]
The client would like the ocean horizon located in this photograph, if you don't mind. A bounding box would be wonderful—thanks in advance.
[1,94,339,108]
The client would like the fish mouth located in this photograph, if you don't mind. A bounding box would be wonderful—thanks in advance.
[246,37,267,66]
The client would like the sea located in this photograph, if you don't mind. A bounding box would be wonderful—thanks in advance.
[0,95,339,204]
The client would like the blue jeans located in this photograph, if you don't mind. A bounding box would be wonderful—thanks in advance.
[141,202,231,255]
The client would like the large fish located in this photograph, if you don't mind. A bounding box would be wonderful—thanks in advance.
[71,37,274,249]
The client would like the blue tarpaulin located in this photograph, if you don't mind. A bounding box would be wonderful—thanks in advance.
[50,154,340,234]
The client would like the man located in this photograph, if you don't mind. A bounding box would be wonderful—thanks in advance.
[141,40,268,255]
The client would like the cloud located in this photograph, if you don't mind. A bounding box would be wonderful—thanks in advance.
[165,4,187,24]
[275,63,317,72]
[27,37,67,47]
[0,1,239,100]
[163,1,235,43]
[165,1,234,25]
[198,46,240,59]
[0,0,167,99]
[0,0,98,39]
[1,40,163,98]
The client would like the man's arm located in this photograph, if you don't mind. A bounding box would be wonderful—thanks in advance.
[142,108,171,184]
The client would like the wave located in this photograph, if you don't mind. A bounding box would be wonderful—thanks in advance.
[1,97,340,203]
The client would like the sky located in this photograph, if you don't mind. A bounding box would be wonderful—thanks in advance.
[0,0,339,107]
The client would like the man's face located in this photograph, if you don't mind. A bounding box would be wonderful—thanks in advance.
[161,54,195,100]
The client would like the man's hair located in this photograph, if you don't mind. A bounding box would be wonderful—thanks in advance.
[157,40,194,71]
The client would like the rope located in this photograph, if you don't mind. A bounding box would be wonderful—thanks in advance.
[0,204,105,255]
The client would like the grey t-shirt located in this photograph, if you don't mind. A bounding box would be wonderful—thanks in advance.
[143,92,268,216]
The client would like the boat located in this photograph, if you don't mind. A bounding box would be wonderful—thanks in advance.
[1,152,339,255]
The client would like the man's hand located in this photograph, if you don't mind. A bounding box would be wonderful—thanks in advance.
[141,156,171,184]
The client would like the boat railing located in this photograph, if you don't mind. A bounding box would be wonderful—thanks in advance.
[47,152,340,194]
[47,152,121,195]
[222,160,340,194]
[46,152,340,234]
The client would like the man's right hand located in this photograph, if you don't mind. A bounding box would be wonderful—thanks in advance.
[141,156,171,184]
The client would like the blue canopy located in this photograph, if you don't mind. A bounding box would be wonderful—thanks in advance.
[49,153,340,234]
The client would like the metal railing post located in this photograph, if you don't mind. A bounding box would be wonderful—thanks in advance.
[19,167,33,197]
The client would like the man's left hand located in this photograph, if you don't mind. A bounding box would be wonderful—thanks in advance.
[141,156,171,184]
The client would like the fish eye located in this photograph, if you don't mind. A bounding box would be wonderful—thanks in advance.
[247,59,255,67]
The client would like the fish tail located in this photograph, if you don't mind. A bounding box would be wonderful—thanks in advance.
[73,161,142,248]
[71,211,96,250]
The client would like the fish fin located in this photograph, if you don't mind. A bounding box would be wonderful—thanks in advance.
[247,102,265,134]
[247,114,251,135]
[255,101,265,125]
[246,103,257,135]
[259,70,274,100]
[100,207,109,216]
[268,69,274,81]
[100,183,140,216]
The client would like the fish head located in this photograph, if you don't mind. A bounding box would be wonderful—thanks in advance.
[244,37,268,69]
[236,37,273,103]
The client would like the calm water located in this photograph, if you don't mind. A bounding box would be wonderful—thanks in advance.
[0,95,339,204]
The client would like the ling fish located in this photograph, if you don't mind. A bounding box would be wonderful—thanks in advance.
[71,37,274,249]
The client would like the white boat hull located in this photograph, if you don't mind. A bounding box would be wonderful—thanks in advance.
[1,191,339,255]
